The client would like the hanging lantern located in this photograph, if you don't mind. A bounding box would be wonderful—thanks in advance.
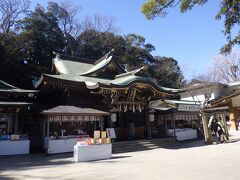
[49,116,53,122]
[124,104,127,112]
[77,116,83,121]
[84,116,89,121]
[111,113,117,122]
[62,115,68,122]
[138,104,142,112]
[90,116,95,121]
[70,116,75,121]
[96,116,101,121]
[149,113,155,122]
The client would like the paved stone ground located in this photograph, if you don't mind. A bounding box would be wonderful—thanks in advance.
[1,131,240,180]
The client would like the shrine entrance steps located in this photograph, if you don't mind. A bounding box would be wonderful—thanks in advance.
[112,138,176,154]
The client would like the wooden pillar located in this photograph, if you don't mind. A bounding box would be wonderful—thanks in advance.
[202,113,212,143]
[221,113,229,140]
[14,113,19,134]
[100,117,103,131]
[173,114,176,143]
[145,112,151,139]
[229,102,239,130]
[42,119,46,149]
[46,117,50,153]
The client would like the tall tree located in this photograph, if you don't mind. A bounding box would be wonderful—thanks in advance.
[142,0,240,54]
[18,5,65,79]
[0,32,32,88]
[76,29,125,60]
[147,56,185,88]
[210,50,240,83]
[123,33,155,70]
[0,0,30,34]
[47,1,81,37]
[47,1,82,56]
[81,14,118,33]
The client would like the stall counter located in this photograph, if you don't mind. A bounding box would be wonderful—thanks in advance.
[45,137,77,154]
[74,143,112,162]
[0,140,30,155]
[167,128,197,141]
[45,136,89,154]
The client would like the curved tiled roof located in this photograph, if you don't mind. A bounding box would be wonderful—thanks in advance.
[36,51,179,95]
[37,73,179,94]
[0,80,38,93]
[53,54,94,75]
[80,50,126,76]
[42,105,109,115]
[53,50,126,76]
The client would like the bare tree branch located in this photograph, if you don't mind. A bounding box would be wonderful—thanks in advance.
[211,50,240,83]
[81,13,119,33]
[0,0,30,33]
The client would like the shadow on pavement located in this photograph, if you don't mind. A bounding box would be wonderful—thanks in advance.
[0,153,73,172]
[0,153,132,172]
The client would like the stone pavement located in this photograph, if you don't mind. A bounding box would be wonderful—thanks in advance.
[0,130,240,180]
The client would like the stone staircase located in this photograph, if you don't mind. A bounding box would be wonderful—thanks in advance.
[112,138,176,154]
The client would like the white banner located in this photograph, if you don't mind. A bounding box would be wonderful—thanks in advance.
[178,104,200,112]
[106,128,116,139]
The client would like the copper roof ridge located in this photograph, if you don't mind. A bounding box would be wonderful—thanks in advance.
[57,53,96,64]
[115,66,145,79]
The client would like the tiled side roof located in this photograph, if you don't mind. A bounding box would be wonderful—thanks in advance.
[53,54,95,75]
[0,80,38,93]
[42,105,109,115]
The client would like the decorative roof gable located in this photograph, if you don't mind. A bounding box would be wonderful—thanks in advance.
[52,50,126,79]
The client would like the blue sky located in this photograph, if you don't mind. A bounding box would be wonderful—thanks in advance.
[31,0,232,79]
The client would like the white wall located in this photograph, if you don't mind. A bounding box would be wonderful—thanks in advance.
[179,82,240,103]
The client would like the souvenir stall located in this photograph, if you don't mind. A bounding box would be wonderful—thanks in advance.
[0,108,30,156]
[158,113,199,141]
[42,105,110,154]
[0,80,38,155]
[150,99,201,141]
[74,130,112,162]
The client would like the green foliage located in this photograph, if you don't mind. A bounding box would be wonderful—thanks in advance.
[142,0,240,54]
[142,0,175,19]
[123,33,155,69]
[75,30,125,60]
[216,0,240,53]
[0,0,185,89]
[147,56,185,88]
[0,33,32,88]
[18,4,65,77]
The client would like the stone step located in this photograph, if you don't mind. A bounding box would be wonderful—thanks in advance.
[112,138,176,153]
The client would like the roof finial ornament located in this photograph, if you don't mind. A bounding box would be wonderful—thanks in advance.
[53,51,60,59]
[106,48,115,58]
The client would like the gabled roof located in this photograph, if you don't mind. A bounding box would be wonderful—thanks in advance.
[211,89,240,107]
[226,80,240,87]
[110,75,179,93]
[179,82,226,93]
[42,105,109,116]
[149,99,201,111]
[36,50,180,95]
[0,80,38,94]
[36,73,179,94]
[53,50,126,77]
[53,54,95,75]
[80,50,126,77]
